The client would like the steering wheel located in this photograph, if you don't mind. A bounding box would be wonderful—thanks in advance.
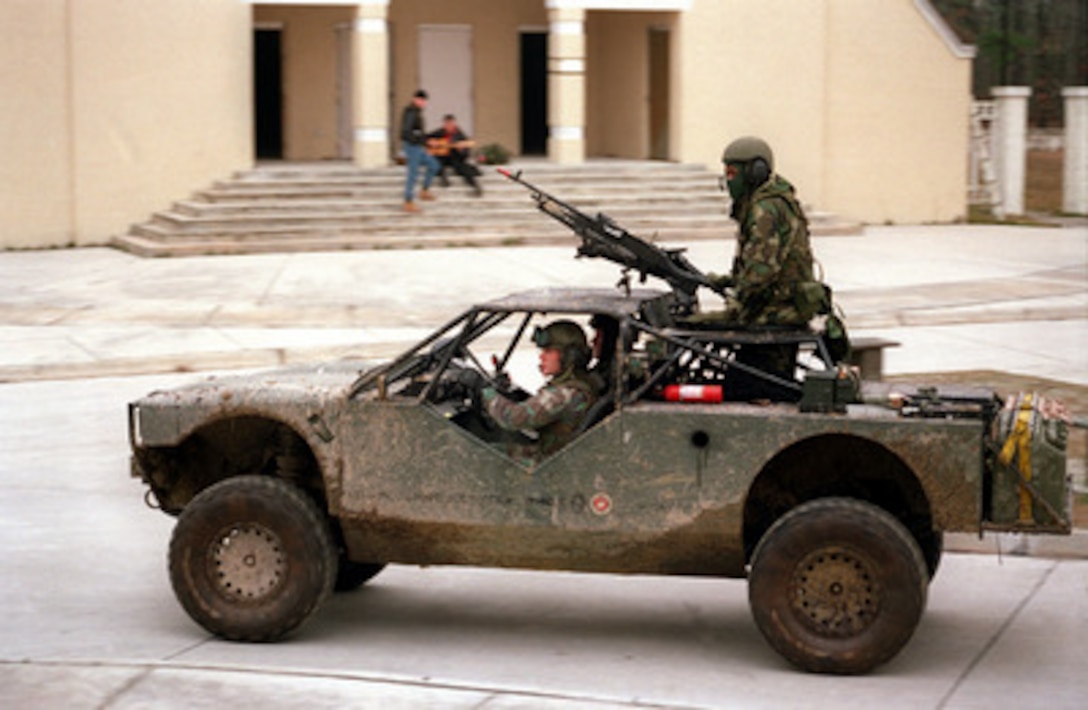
[428,363,484,409]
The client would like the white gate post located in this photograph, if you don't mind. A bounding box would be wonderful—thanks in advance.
[968,101,999,210]
[1062,87,1088,215]
[992,87,1032,215]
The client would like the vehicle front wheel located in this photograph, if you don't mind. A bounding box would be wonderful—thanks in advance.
[748,497,928,675]
[168,475,336,641]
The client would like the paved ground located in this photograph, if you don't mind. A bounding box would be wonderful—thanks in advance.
[1,222,1086,707]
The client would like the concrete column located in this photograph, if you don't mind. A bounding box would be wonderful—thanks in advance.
[352,1,390,168]
[1062,87,1088,215]
[547,7,586,164]
[991,86,1031,215]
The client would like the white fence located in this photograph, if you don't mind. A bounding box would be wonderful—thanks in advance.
[968,100,999,211]
[969,87,1088,216]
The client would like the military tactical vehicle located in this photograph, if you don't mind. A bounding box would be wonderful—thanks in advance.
[128,174,1073,675]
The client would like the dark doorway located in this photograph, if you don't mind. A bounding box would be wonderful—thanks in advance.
[254,29,284,159]
[520,32,547,155]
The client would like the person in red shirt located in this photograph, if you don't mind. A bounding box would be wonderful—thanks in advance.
[426,114,483,197]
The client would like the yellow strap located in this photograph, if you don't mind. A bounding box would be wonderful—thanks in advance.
[998,393,1034,523]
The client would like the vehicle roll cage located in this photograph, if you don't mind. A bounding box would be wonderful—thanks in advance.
[349,288,839,409]
[620,321,835,405]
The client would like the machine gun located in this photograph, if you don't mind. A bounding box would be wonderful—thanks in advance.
[498,168,726,313]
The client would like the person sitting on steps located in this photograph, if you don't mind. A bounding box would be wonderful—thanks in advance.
[427,114,483,197]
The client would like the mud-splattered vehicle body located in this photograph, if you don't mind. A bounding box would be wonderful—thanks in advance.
[129,285,1071,675]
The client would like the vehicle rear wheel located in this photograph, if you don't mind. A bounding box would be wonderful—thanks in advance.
[169,475,336,641]
[748,497,928,674]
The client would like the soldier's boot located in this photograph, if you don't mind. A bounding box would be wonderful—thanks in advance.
[419,189,436,201]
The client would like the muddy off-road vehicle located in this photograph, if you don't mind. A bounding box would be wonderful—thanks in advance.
[128,175,1073,675]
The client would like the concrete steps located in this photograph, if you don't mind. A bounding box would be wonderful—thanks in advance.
[112,160,862,257]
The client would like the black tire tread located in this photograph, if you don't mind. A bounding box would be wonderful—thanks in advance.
[168,475,336,642]
[748,497,928,674]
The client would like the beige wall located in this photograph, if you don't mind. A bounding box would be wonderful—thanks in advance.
[0,0,252,249]
[387,2,679,161]
[255,4,354,160]
[0,0,974,250]
[675,0,830,209]
[674,0,971,223]
[0,1,73,248]
[823,0,972,223]
[585,11,675,158]
[270,0,970,223]
[389,0,546,154]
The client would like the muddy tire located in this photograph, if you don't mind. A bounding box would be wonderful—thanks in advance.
[919,529,944,581]
[748,497,928,674]
[335,558,386,592]
[169,475,336,641]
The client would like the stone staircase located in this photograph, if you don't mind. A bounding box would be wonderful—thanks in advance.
[111,159,861,257]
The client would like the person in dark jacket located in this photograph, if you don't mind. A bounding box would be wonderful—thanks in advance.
[400,90,440,212]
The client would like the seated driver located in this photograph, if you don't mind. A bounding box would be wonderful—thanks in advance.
[482,320,598,461]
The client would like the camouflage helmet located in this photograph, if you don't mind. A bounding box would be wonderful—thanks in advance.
[722,136,774,191]
[722,136,774,171]
[533,320,590,370]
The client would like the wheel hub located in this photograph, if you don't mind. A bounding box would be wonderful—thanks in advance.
[790,546,880,637]
[211,523,285,600]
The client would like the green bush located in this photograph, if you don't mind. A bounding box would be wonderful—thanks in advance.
[477,143,511,165]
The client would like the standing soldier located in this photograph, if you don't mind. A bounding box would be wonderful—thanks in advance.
[719,135,815,326]
[482,320,598,462]
[715,136,821,400]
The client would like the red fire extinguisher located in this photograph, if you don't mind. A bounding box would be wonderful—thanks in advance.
[663,384,723,403]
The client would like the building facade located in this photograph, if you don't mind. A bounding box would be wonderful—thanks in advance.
[1,0,973,249]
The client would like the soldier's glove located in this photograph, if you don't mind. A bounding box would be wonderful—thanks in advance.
[705,272,734,290]
[492,371,512,393]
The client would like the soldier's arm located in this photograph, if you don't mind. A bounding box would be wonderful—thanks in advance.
[484,385,584,431]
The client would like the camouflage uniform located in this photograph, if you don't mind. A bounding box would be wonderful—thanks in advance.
[726,174,815,327]
[483,370,597,462]
[712,137,818,401]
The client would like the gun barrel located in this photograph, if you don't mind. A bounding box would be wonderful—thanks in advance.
[498,168,726,306]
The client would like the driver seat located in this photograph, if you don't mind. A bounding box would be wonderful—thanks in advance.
[575,388,616,435]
